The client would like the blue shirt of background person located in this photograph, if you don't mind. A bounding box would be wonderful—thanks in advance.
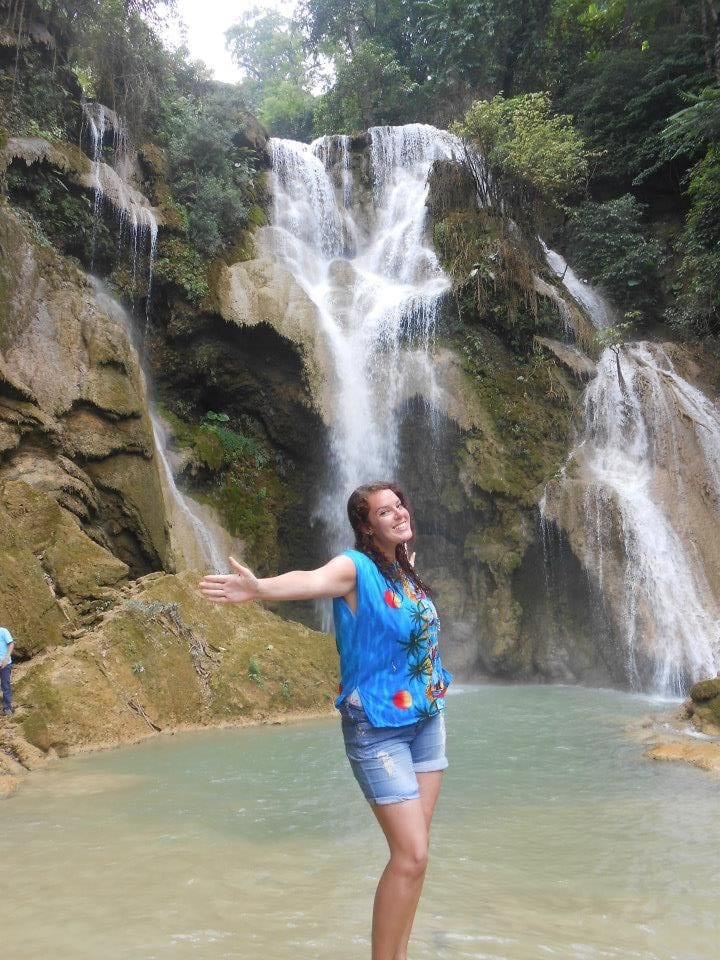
[0,626,14,717]
[333,549,452,727]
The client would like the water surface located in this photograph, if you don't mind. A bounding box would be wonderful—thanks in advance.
[4,686,718,960]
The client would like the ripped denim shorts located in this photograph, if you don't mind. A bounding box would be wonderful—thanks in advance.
[339,701,448,805]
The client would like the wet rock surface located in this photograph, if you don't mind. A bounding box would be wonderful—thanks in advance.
[0,207,170,647]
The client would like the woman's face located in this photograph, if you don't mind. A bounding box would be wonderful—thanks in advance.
[364,488,413,558]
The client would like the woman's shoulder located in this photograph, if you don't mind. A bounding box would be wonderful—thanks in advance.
[342,548,369,567]
[341,549,381,577]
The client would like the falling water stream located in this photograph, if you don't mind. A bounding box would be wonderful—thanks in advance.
[269,125,461,548]
[88,278,227,573]
[82,102,158,307]
[542,250,720,693]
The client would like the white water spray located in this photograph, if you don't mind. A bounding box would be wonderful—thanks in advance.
[269,124,461,548]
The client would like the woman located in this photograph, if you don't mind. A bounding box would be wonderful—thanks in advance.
[199,481,452,960]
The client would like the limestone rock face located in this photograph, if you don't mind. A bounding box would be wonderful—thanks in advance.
[13,572,337,755]
[217,233,335,420]
[2,137,163,232]
[0,207,171,654]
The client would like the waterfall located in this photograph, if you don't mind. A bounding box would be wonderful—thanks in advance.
[541,243,616,330]
[88,278,229,573]
[151,415,231,574]
[542,249,720,694]
[268,124,462,549]
[81,102,158,307]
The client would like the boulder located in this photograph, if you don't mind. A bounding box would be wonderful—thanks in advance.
[11,572,338,755]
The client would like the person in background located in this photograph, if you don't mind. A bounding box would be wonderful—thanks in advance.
[0,626,14,717]
[199,480,452,960]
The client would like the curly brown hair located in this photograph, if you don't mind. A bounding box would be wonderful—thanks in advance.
[346,481,432,596]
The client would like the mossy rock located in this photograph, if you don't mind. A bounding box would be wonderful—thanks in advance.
[13,571,338,753]
[2,479,129,605]
[690,677,720,702]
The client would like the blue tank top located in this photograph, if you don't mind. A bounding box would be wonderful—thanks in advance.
[333,549,453,727]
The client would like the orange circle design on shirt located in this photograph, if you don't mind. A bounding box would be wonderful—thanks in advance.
[384,589,402,608]
[392,689,413,709]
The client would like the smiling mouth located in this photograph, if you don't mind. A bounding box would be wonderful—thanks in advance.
[394,521,409,531]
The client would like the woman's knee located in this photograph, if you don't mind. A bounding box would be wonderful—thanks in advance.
[390,841,428,878]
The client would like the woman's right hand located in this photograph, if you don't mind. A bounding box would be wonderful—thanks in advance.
[198,556,260,604]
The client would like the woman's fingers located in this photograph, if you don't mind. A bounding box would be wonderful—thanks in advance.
[229,556,253,576]
[199,557,258,604]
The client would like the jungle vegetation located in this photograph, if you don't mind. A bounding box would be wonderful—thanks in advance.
[1,0,719,335]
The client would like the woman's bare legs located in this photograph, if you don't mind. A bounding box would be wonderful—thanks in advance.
[370,771,444,960]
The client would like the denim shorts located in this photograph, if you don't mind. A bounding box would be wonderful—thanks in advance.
[340,701,448,805]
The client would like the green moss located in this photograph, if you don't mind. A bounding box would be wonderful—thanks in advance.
[16,672,63,750]
[153,236,210,303]
[709,696,720,725]
[155,410,292,576]
[456,328,573,504]
[690,677,720,702]
[247,202,268,227]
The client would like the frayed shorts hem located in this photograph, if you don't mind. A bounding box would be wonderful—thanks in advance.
[340,702,448,805]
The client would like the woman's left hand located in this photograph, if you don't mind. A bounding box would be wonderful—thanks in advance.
[199,557,261,604]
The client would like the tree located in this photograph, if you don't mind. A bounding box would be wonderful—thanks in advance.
[595,320,634,391]
[225,7,318,139]
[661,86,720,332]
[417,0,553,96]
[225,7,308,85]
[453,92,589,199]
[566,195,664,311]
[313,39,418,133]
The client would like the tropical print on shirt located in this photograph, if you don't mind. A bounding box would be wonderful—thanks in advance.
[333,549,453,727]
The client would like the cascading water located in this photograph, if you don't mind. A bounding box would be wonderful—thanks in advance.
[268,124,461,550]
[151,414,230,574]
[81,102,158,309]
[88,278,228,573]
[542,249,720,694]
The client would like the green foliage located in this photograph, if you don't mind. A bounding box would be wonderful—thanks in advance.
[152,236,209,302]
[225,7,318,139]
[565,195,664,310]
[560,32,708,185]
[164,99,255,257]
[226,7,309,86]
[416,0,550,96]
[453,93,589,200]
[5,161,114,265]
[661,87,720,332]
[313,39,418,134]
[668,144,720,334]
[258,81,316,141]
[162,409,287,574]
[661,87,720,161]
[197,412,268,470]
[594,320,634,353]
[247,656,263,684]
[0,42,77,139]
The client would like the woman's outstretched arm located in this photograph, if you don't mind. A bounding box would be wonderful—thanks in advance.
[199,554,356,605]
